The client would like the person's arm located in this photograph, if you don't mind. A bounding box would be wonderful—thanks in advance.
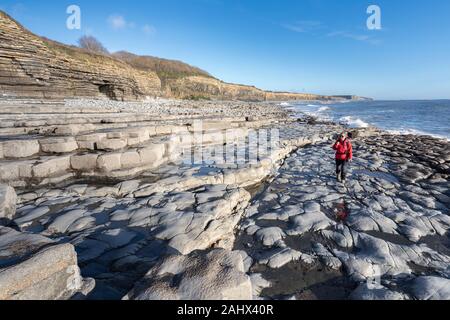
[332,141,339,150]
[348,142,353,161]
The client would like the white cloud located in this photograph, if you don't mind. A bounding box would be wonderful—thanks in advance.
[327,31,381,44]
[282,19,382,45]
[108,15,128,30]
[142,24,156,36]
[282,20,323,33]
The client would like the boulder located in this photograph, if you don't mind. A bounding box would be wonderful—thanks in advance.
[0,185,17,220]
[123,249,252,300]
[0,241,94,300]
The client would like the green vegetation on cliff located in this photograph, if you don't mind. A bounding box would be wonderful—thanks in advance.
[113,51,213,85]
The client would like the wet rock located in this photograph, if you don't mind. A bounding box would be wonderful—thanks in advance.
[312,243,342,270]
[94,229,137,249]
[334,231,450,281]
[410,276,450,300]
[46,209,87,234]
[66,217,96,233]
[304,201,321,213]
[75,239,111,263]
[350,282,408,300]
[258,247,304,269]
[14,206,50,227]
[249,273,271,298]
[246,225,261,236]
[287,211,335,236]
[164,187,251,255]
[255,227,286,247]
[321,225,354,249]
[0,227,54,268]
[123,249,252,300]
[116,180,141,196]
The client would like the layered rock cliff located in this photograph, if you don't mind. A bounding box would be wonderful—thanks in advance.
[166,76,340,101]
[0,11,357,102]
[0,11,162,101]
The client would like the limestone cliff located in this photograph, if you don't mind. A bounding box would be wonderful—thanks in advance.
[166,76,338,102]
[0,11,162,101]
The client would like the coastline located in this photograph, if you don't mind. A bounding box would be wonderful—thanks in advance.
[0,98,449,300]
[284,100,450,142]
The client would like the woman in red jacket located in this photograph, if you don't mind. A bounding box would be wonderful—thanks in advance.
[332,132,353,183]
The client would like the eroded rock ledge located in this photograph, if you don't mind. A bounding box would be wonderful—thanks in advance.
[1,98,448,301]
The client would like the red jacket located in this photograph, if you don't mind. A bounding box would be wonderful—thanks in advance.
[333,139,353,161]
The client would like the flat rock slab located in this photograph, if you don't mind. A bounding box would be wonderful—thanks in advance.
[0,227,54,268]
[349,283,408,300]
[234,133,450,300]
[410,276,450,300]
[0,242,93,300]
[0,185,16,220]
[124,249,252,300]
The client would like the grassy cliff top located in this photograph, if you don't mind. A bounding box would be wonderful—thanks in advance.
[113,51,213,84]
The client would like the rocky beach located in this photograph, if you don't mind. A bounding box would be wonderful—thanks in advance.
[0,98,449,300]
[0,8,449,301]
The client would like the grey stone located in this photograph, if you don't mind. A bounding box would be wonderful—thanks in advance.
[350,282,408,300]
[0,243,93,300]
[255,227,286,247]
[410,276,450,300]
[123,249,252,300]
[0,185,17,220]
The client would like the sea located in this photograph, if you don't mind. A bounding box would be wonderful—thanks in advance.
[285,100,450,141]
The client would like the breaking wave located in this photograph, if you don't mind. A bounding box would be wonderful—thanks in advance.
[339,116,370,128]
[387,129,450,141]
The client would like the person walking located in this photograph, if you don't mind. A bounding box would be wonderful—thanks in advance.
[332,132,353,183]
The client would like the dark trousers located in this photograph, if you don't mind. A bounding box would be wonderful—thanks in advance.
[336,159,347,180]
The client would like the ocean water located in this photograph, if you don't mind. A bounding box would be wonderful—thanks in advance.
[288,100,450,140]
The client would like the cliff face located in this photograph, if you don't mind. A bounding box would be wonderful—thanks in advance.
[0,11,356,102]
[0,12,162,101]
[166,76,333,102]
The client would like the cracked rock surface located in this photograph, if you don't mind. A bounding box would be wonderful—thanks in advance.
[235,133,450,300]
[1,99,449,300]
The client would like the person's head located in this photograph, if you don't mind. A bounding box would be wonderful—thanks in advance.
[339,132,347,141]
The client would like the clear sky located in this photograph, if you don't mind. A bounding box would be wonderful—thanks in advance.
[1,0,449,100]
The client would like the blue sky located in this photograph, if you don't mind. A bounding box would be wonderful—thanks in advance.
[1,0,450,100]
